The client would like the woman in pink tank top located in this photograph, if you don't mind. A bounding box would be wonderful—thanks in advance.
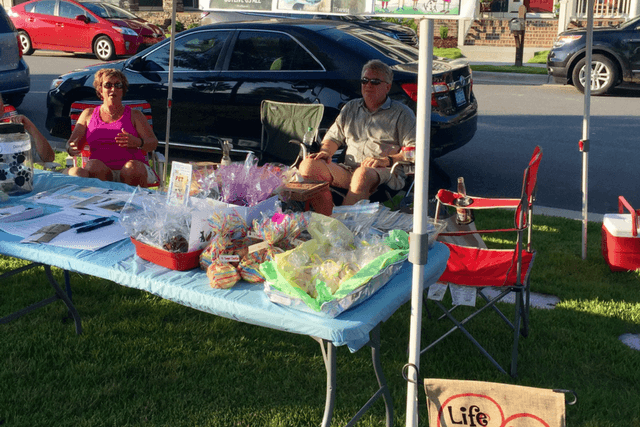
[65,69,159,187]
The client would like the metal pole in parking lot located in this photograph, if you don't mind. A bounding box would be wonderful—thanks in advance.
[581,0,594,260]
[405,17,433,427]
[163,0,177,183]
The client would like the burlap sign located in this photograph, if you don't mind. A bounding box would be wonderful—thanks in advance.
[424,379,566,427]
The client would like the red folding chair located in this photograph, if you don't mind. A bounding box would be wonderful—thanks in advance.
[424,146,543,377]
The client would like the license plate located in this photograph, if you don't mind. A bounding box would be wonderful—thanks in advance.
[455,88,466,107]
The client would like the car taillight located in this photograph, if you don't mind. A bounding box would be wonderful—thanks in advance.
[402,81,464,108]
[401,83,417,102]
[431,82,449,107]
[16,34,22,58]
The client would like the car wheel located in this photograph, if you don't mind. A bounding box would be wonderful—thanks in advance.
[18,31,34,55]
[94,36,115,61]
[572,54,618,95]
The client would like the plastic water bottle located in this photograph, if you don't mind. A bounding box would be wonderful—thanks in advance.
[220,140,232,166]
[303,127,314,147]
[455,177,474,225]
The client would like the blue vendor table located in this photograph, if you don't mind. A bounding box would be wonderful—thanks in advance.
[0,171,449,427]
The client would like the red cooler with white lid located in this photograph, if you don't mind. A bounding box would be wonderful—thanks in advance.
[602,196,640,271]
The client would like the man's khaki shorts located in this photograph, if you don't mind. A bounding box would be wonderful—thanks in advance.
[337,163,406,191]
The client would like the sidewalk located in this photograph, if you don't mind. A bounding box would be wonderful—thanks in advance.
[456,45,553,85]
[459,45,545,66]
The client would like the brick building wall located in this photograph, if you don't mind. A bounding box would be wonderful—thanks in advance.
[433,19,460,38]
[463,18,558,48]
[454,17,624,48]
[567,18,624,29]
[135,11,201,29]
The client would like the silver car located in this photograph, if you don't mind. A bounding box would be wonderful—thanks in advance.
[0,5,30,107]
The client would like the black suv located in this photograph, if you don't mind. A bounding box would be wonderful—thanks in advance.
[547,16,640,95]
[200,11,418,46]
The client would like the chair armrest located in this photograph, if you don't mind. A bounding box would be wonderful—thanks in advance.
[152,151,166,163]
[436,189,521,210]
[390,160,414,176]
[288,139,308,158]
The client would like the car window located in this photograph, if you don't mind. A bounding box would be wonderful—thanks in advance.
[59,1,87,19]
[143,31,231,72]
[32,0,56,16]
[0,5,17,32]
[80,2,106,17]
[80,2,137,19]
[324,27,418,64]
[228,31,322,71]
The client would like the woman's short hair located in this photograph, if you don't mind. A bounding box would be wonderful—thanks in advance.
[362,59,393,84]
[93,68,129,99]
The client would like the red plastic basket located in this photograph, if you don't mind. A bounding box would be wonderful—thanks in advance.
[131,238,203,271]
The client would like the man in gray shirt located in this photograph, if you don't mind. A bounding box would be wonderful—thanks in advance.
[298,59,416,216]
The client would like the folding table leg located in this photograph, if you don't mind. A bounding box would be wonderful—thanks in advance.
[316,337,336,427]
[0,263,82,335]
[44,265,82,335]
[314,324,393,427]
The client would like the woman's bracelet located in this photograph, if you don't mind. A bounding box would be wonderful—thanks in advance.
[139,138,144,149]
[387,156,394,167]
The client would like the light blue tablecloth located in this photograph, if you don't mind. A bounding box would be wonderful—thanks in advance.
[1,171,449,352]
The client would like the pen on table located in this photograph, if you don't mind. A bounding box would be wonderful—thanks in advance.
[75,218,115,233]
[70,216,112,229]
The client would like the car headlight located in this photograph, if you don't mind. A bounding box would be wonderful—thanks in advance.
[113,26,138,37]
[553,34,583,48]
[50,78,65,91]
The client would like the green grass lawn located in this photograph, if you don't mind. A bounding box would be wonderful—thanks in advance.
[1,206,639,426]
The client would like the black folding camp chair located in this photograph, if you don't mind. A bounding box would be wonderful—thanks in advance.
[259,99,325,166]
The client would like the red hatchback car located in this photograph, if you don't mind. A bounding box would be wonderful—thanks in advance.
[8,0,165,61]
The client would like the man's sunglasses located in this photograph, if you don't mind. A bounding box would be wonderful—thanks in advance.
[360,78,387,86]
[103,82,124,89]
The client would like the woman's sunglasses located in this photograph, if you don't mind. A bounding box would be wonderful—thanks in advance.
[103,82,123,89]
[361,78,387,86]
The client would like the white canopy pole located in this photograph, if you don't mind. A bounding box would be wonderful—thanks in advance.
[581,0,594,260]
[162,0,177,184]
[405,17,433,427]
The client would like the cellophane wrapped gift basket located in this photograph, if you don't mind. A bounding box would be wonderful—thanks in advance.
[121,154,296,271]
[260,213,415,318]
[121,191,215,270]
